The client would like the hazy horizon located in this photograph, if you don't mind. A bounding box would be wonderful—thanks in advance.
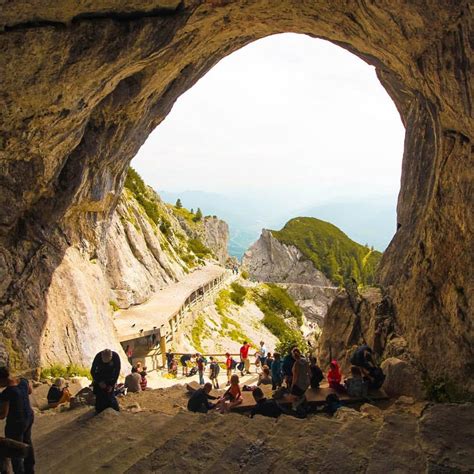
[132,33,405,257]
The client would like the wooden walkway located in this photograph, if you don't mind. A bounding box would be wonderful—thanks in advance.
[186,381,388,412]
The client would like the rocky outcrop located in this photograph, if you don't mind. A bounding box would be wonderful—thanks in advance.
[243,230,337,325]
[0,1,471,389]
[201,216,229,265]
[381,357,425,400]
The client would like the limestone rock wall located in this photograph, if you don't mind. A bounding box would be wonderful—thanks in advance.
[242,230,338,325]
[201,216,229,265]
[0,1,471,388]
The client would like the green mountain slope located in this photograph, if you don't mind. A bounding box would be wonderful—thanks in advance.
[271,217,382,286]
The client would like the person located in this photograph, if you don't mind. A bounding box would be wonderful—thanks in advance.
[209,357,220,389]
[309,356,324,389]
[225,352,233,386]
[90,349,121,413]
[217,374,242,413]
[47,378,72,408]
[125,345,133,365]
[239,342,251,376]
[323,393,342,416]
[250,387,282,419]
[187,383,218,413]
[180,353,192,376]
[139,368,148,391]
[327,360,345,392]
[254,350,261,373]
[169,357,178,376]
[366,366,386,390]
[350,344,376,376]
[257,366,272,386]
[282,346,298,388]
[265,353,274,369]
[290,348,310,411]
[124,367,142,393]
[135,361,143,373]
[271,353,283,390]
[166,351,174,371]
[345,366,368,397]
[196,354,205,385]
[0,367,35,473]
[259,341,268,367]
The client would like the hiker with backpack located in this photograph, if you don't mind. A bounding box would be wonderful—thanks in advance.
[225,352,236,386]
[209,357,220,389]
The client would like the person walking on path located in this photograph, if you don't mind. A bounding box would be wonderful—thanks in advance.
[0,366,35,474]
[258,341,268,367]
[90,349,121,413]
[209,357,220,389]
[197,354,205,385]
[187,383,218,413]
[239,341,251,375]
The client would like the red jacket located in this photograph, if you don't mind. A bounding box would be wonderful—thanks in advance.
[327,360,342,385]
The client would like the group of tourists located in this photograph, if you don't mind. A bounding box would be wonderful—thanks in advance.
[187,343,385,418]
[124,362,148,393]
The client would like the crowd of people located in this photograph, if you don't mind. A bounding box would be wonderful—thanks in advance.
[186,342,385,418]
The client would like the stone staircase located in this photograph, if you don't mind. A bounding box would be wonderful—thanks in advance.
[31,398,474,473]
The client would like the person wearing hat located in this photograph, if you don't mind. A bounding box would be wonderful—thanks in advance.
[90,349,121,413]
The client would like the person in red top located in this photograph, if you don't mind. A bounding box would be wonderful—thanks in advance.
[225,352,233,386]
[327,360,346,392]
[239,341,251,375]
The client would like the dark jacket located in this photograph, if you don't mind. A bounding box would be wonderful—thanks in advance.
[250,398,282,419]
[91,351,121,387]
[187,389,217,413]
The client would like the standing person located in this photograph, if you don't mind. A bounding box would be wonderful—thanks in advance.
[180,353,192,376]
[225,352,233,386]
[271,353,283,390]
[209,357,220,389]
[139,368,148,391]
[265,353,274,369]
[90,349,121,413]
[0,367,35,474]
[327,360,346,392]
[350,344,376,376]
[196,354,205,385]
[239,341,251,376]
[259,341,268,367]
[309,356,324,389]
[290,348,310,411]
[282,346,298,388]
[187,383,218,413]
[166,351,174,371]
[124,367,141,393]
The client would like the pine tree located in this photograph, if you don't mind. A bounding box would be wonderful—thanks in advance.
[193,207,203,222]
[175,198,183,209]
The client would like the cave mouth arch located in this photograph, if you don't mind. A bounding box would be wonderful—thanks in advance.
[0,2,471,387]
[132,32,405,257]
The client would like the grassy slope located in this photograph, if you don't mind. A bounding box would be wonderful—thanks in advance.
[271,217,382,286]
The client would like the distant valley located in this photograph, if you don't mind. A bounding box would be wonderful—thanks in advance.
[160,190,397,258]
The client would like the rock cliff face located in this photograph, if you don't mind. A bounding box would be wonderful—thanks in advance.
[0,1,472,388]
[242,230,337,325]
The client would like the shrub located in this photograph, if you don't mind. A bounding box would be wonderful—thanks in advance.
[41,364,91,380]
[241,270,249,280]
[230,282,246,306]
[193,208,203,222]
[109,300,120,312]
[188,238,212,259]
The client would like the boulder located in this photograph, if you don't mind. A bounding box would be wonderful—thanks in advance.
[381,357,425,400]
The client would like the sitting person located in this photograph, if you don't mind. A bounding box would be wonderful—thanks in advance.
[327,360,346,392]
[124,367,142,393]
[187,382,218,413]
[366,366,386,390]
[250,387,282,419]
[345,366,368,397]
[217,374,243,413]
[47,378,72,408]
[169,357,178,376]
[309,356,324,389]
[257,365,272,386]
[323,393,342,416]
[140,368,148,391]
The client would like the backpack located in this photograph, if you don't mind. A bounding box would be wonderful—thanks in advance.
[189,366,198,376]
[230,358,238,370]
[210,362,220,377]
[346,377,369,398]
[369,367,385,390]
[237,362,244,372]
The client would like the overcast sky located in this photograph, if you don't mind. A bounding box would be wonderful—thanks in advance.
[133,33,405,207]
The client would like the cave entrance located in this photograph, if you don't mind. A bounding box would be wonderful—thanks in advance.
[0,2,470,385]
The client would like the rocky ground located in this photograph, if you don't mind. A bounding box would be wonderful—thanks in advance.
[27,385,474,473]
